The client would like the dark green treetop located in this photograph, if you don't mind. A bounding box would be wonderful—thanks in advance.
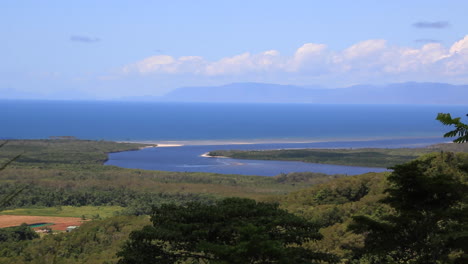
[349,152,468,263]
[0,223,39,243]
[118,197,335,264]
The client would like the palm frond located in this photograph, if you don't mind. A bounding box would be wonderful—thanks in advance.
[437,113,468,143]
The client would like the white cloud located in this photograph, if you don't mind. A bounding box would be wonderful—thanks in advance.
[124,50,284,76]
[204,50,283,75]
[330,39,388,73]
[123,55,175,74]
[121,35,468,85]
[342,39,387,60]
[449,35,468,54]
[442,36,468,76]
[205,52,254,76]
[287,43,328,73]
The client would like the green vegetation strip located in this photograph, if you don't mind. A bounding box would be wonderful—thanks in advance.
[208,143,468,167]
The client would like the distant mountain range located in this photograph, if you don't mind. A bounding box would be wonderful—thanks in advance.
[123,82,468,104]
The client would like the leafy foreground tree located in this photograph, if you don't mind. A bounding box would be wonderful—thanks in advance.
[437,113,468,143]
[118,197,335,264]
[349,152,468,263]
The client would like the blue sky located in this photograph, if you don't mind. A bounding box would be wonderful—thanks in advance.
[2,0,468,99]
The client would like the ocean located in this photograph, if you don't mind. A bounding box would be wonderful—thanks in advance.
[1,100,465,141]
[2,100,465,176]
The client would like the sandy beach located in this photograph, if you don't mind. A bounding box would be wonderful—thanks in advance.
[200,152,228,158]
[122,139,328,146]
[121,136,444,148]
[155,144,184,147]
[119,141,184,147]
[137,145,157,150]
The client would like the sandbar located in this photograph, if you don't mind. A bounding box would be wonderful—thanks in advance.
[200,152,228,158]
[155,144,184,147]
[121,136,443,147]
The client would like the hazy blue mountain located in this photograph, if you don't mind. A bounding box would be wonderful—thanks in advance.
[1,88,91,101]
[129,82,468,104]
[159,83,322,103]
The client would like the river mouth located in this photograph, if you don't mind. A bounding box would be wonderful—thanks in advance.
[104,138,443,176]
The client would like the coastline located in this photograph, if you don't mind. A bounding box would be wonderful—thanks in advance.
[104,137,453,172]
[153,144,184,147]
[119,135,446,147]
[200,152,228,158]
[118,142,183,147]
[138,145,158,149]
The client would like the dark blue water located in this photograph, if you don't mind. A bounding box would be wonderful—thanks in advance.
[105,138,447,176]
[1,100,465,141]
[2,100,463,176]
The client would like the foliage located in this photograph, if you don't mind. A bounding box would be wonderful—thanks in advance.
[209,147,447,168]
[0,215,150,264]
[118,198,335,264]
[274,171,344,185]
[0,139,150,167]
[0,139,338,213]
[209,142,468,168]
[4,139,466,262]
[0,183,216,213]
[0,139,344,262]
[349,152,468,263]
[437,113,468,143]
[0,141,26,210]
[270,172,391,261]
[0,223,39,243]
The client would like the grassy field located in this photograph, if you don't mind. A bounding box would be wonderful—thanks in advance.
[1,206,124,219]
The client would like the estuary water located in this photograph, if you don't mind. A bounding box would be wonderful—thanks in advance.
[2,100,464,176]
[105,138,446,176]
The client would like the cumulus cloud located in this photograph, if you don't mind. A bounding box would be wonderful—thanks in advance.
[123,55,206,75]
[288,43,328,73]
[412,21,450,29]
[450,35,468,54]
[124,50,285,76]
[70,35,101,43]
[121,35,468,85]
[444,36,468,75]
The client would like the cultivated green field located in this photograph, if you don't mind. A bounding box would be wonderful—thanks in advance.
[1,206,124,219]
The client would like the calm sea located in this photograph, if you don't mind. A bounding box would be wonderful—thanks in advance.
[2,100,465,176]
[1,100,465,141]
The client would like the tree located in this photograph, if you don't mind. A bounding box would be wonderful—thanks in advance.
[0,223,39,242]
[349,152,468,263]
[0,141,24,210]
[437,113,468,143]
[118,198,335,264]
